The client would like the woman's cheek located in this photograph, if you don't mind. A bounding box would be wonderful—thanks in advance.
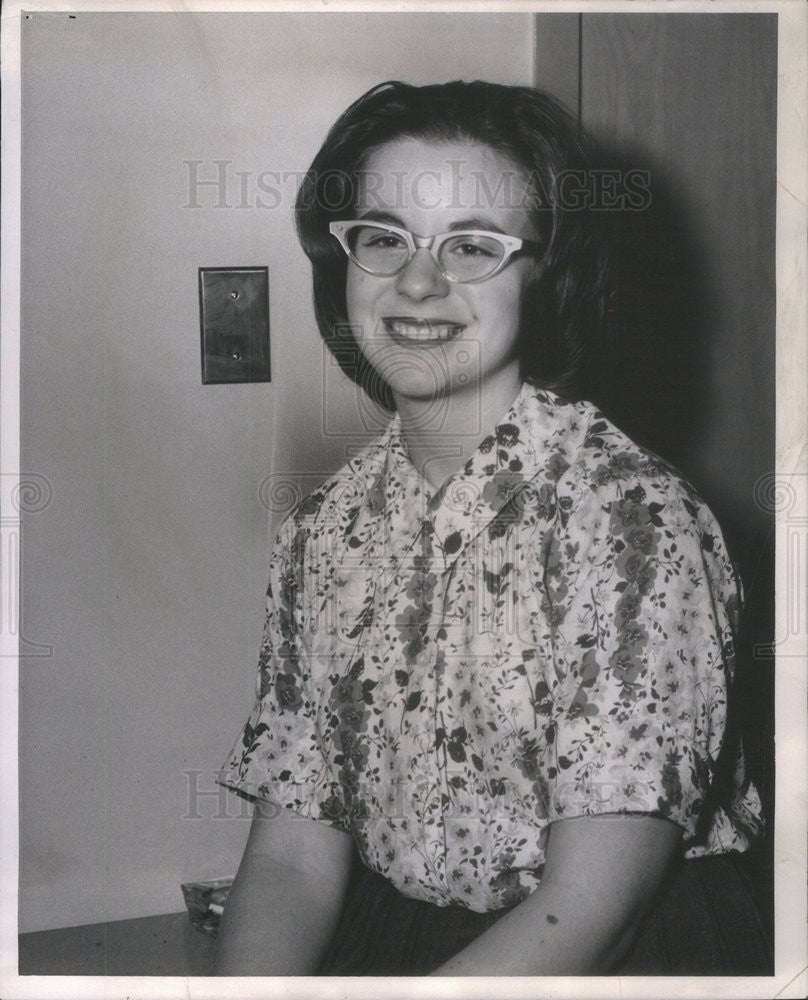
[346,269,375,327]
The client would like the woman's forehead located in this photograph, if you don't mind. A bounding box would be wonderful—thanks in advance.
[356,137,535,232]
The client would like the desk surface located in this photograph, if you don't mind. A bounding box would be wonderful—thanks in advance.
[18,912,216,977]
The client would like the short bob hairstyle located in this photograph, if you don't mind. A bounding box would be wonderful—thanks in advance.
[295,80,612,409]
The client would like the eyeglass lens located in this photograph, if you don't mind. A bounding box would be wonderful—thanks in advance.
[345,224,507,281]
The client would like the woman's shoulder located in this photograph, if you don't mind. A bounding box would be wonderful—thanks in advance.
[534,390,718,526]
[521,391,742,629]
[525,390,736,588]
[272,430,389,544]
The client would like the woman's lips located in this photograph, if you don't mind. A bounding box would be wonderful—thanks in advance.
[383,317,465,343]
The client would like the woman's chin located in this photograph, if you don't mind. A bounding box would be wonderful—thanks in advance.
[363,356,455,405]
[388,378,453,405]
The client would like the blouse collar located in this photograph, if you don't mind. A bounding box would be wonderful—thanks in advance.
[377,383,565,569]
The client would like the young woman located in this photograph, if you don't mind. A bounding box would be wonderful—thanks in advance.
[215,81,770,976]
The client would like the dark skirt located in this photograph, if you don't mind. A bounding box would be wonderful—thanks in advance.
[318,851,773,976]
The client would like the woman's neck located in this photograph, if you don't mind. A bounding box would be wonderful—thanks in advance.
[394,373,524,490]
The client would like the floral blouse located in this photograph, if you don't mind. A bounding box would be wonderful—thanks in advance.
[219,384,763,912]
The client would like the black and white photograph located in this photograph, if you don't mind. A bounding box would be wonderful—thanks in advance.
[1,2,806,997]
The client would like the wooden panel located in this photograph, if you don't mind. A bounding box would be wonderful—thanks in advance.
[580,14,777,554]
[534,13,580,117]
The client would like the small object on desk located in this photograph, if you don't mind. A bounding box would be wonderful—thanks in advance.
[180,876,234,937]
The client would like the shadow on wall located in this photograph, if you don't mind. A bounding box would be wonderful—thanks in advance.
[591,140,716,478]
[586,141,774,925]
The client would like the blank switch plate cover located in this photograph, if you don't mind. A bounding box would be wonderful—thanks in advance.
[199,267,270,384]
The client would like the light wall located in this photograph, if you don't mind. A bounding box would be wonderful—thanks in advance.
[19,11,534,932]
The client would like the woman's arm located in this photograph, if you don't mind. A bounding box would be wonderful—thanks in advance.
[431,813,681,976]
[214,799,354,976]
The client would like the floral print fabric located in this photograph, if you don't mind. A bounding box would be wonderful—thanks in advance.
[219,385,763,912]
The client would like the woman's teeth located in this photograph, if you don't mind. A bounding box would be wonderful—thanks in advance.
[386,320,462,341]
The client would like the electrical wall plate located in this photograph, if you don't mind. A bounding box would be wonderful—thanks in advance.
[198,267,271,384]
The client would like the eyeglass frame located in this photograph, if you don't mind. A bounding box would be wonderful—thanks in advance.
[328,219,541,284]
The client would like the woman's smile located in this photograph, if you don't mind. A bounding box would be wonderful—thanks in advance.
[383,316,465,345]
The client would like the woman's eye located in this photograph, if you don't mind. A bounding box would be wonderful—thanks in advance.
[363,232,406,249]
[447,240,498,258]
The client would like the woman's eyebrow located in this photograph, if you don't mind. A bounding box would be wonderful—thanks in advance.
[355,209,407,227]
[446,218,506,234]
[354,210,507,235]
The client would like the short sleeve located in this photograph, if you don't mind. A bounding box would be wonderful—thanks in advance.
[217,516,349,831]
[539,470,741,841]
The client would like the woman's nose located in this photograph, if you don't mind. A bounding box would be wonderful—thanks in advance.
[394,248,450,300]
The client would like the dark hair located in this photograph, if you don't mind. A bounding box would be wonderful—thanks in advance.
[295,80,613,409]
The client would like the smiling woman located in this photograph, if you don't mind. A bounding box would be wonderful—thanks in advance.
[214,81,771,976]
